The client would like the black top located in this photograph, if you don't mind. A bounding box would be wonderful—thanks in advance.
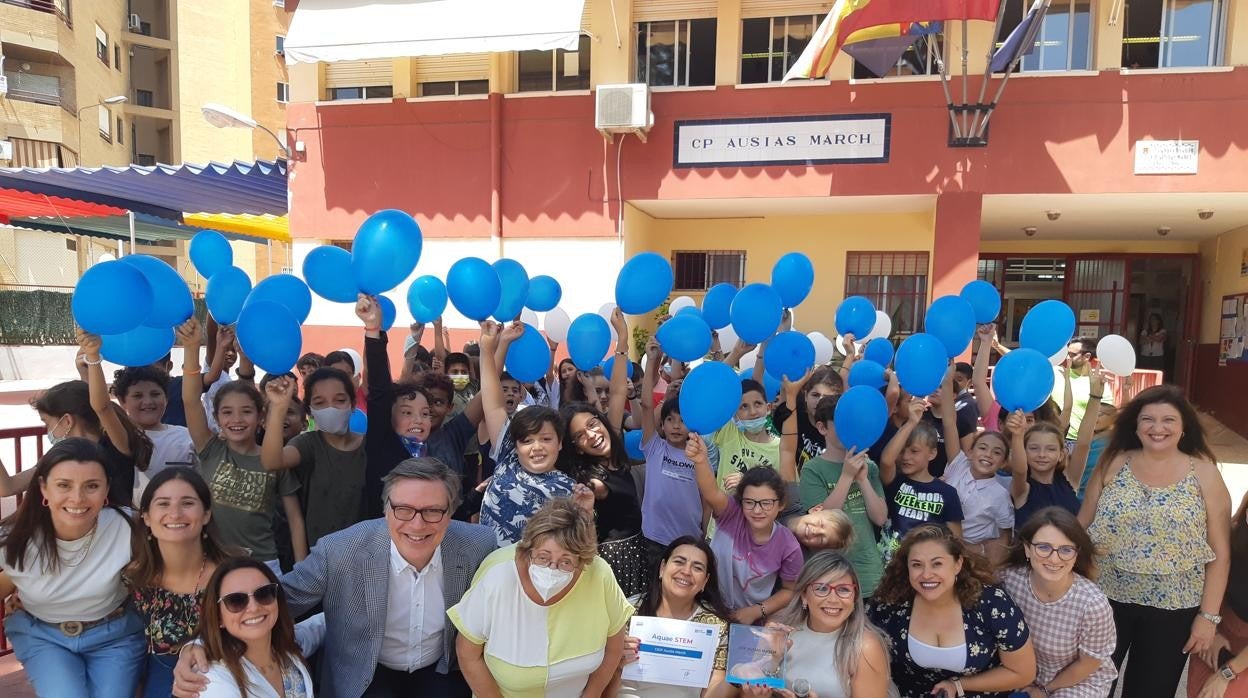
[1015,475,1079,529]
[770,401,824,468]
[595,467,642,542]
[101,435,137,508]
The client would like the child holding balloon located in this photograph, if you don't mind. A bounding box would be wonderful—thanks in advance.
[711,378,781,493]
[770,365,844,468]
[878,395,964,560]
[177,318,306,569]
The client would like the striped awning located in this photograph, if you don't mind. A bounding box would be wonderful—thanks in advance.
[0,188,126,224]
[11,213,273,245]
[182,212,290,243]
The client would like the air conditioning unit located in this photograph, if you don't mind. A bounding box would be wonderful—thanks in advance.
[128,13,142,30]
[595,83,653,143]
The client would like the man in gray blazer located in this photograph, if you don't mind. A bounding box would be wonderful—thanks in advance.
[173,458,497,698]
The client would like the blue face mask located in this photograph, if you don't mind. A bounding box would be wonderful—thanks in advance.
[399,435,426,457]
[734,416,768,434]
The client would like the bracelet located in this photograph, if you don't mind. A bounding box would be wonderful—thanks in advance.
[82,355,102,366]
[1089,393,1103,400]
[757,603,767,620]
[782,432,798,436]
[952,677,965,697]
[615,350,628,357]
[364,325,381,332]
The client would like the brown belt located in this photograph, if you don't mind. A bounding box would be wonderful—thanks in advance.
[50,603,128,637]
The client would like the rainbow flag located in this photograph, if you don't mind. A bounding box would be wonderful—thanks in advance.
[784,0,1002,81]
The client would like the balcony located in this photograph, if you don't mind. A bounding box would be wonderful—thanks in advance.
[0,0,71,27]
[3,70,62,107]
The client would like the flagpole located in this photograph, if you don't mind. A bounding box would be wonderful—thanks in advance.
[960,19,970,136]
[975,51,1024,138]
[933,43,963,140]
[967,0,1010,140]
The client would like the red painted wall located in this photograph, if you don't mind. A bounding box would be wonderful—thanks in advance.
[287,68,1248,240]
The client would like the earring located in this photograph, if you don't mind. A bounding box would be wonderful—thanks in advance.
[41,497,48,507]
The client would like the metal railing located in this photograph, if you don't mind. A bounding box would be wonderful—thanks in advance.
[0,425,47,656]
[0,0,72,27]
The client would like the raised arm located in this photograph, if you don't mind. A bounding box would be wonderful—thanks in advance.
[177,319,214,451]
[202,320,231,387]
[1006,411,1031,506]
[686,432,729,516]
[234,334,255,383]
[1059,363,1074,436]
[1065,369,1105,489]
[777,370,810,484]
[607,309,630,431]
[880,398,924,486]
[76,330,133,456]
[261,377,303,471]
[938,364,961,465]
[478,321,513,448]
[432,317,448,362]
[639,337,661,443]
[837,333,859,381]
[397,322,426,384]
[973,324,997,418]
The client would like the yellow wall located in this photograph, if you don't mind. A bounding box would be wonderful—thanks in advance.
[1200,225,1248,344]
[174,0,253,164]
[981,239,1201,255]
[623,204,934,337]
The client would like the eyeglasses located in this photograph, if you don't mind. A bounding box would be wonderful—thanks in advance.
[806,582,857,599]
[219,582,281,613]
[573,418,603,445]
[1030,542,1078,561]
[741,498,779,512]
[388,499,448,523]
[530,552,578,572]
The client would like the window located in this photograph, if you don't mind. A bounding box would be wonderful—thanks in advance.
[417,80,486,97]
[135,89,154,107]
[852,32,945,78]
[330,240,353,252]
[66,238,77,252]
[116,117,124,144]
[136,154,157,166]
[995,0,1091,71]
[740,15,818,84]
[672,250,745,291]
[328,85,395,100]
[274,0,285,6]
[277,82,289,103]
[276,36,285,55]
[845,252,930,336]
[518,35,591,92]
[114,43,122,71]
[636,19,717,87]
[1123,0,1226,68]
[98,106,111,141]
[95,24,110,66]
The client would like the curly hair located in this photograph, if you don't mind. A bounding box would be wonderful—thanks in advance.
[873,524,997,609]
[111,366,170,399]
[517,497,598,569]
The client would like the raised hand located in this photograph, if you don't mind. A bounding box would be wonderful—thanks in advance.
[355,293,380,329]
[176,318,202,348]
[500,320,525,345]
[906,397,926,424]
[684,431,706,462]
[264,375,295,408]
[478,320,501,352]
[76,329,102,358]
[783,367,814,401]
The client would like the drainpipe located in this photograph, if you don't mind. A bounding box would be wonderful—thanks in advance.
[489,92,503,259]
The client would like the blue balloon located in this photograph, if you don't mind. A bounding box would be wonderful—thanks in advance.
[616,252,674,315]
[993,348,1057,413]
[835,296,876,339]
[377,295,396,332]
[741,368,781,403]
[701,283,737,330]
[925,295,976,358]
[680,362,742,434]
[247,274,312,324]
[348,408,367,434]
[567,313,611,371]
[236,300,301,375]
[764,331,815,381]
[847,360,887,390]
[205,266,252,325]
[189,230,232,279]
[407,275,448,323]
[100,325,175,367]
[525,275,562,312]
[863,338,894,366]
[771,252,815,308]
[602,355,635,380]
[505,323,550,382]
[730,283,783,344]
[960,280,1002,324]
[1019,300,1076,358]
[624,429,644,461]
[119,255,193,328]
[492,259,530,322]
[834,385,889,451]
[303,246,358,303]
[352,209,422,294]
[656,313,712,362]
[447,257,502,321]
[675,306,703,319]
[894,333,948,397]
[72,260,153,336]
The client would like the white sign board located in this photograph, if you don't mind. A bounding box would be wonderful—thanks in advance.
[1134,140,1198,175]
[674,114,890,168]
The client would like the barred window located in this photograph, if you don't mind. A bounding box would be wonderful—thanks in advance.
[672,250,745,291]
[845,252,929,336]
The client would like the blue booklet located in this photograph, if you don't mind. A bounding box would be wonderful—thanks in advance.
[724,623,787,689]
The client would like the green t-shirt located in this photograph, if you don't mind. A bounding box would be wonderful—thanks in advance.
[710,423,781,490]
[198,437,299,561]
[291,431,367,546]
[798,455,885,595]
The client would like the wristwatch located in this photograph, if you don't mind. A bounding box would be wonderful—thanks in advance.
[1220,664,1237,681]
[1201,610,1224,625]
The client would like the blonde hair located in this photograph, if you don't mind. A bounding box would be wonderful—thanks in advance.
[517,498,598,568]
[787,508,855,551]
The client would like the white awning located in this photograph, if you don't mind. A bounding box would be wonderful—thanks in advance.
[284,0,587,64]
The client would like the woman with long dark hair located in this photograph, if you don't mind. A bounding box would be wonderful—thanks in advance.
[129,467,239,698]
[0,438,147,697]
[1080,385,1231,697]
[617,536,733,697]
[196,556,310,697]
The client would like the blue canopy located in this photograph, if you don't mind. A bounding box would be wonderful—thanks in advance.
[0,160,287,219]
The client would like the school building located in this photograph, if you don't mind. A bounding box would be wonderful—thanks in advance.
[281,0,1248,433]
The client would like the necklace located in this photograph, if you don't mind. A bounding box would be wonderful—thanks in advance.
[58,524,98,567]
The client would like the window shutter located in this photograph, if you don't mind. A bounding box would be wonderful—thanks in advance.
[413,54,490,83]
[633,0,717,21]
[580,0,592,31]
[324,59,393,88]
[739,1,833,18]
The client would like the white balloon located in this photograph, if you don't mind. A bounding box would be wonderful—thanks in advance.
[1097,334,1137,376]
[739,347,759,371]
[835,334,860,357]
[668,296,696,314]
[598,302,616,320]
[520,308,539,328]
[544,307,571,343]
[807,332,835,365]
[1049,347,1066,366]
[640,352,650,373]
[716,323,739,353]
[865,310,892,341]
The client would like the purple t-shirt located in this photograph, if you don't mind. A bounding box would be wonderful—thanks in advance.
[709,497,803,610]
[641,434,703,546]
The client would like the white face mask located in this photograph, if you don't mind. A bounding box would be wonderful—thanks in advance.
[47,415,69,445]
[528,563,574,601]
[310,406,351,435]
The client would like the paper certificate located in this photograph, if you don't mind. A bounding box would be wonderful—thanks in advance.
[620,615,721,689]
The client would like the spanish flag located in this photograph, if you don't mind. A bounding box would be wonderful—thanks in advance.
[783,0,1002,81]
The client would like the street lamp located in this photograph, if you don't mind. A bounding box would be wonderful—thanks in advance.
[201,102,291,159]
[76,95,128,165]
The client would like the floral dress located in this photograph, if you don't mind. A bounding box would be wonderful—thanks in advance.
[132,584,203,654]
[866,585,1030,698]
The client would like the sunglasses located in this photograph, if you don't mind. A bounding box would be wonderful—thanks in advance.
[218,582,281,613]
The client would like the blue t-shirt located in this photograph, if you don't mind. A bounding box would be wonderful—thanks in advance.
[640,434,703,546]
